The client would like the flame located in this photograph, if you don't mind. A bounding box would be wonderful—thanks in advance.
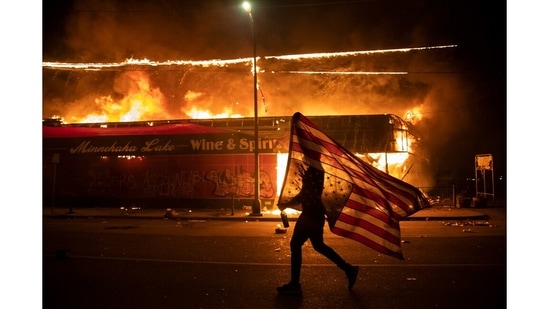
[64,71,247,123]
[67,71,169,123]
[394,129,411,152]
[45,46,455,124]
[404,108,423,124]
[42,56,248,71]
[186,106,243,119]
[43,45,457,71]
[46,48,428,181]
[366,118,415,176]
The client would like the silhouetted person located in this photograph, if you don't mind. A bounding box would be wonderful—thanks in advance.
[277,165,359,295]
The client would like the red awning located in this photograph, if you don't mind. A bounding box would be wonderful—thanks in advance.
[43,123,234,138]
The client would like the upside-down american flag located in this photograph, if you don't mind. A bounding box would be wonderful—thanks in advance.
[278,112,430,260]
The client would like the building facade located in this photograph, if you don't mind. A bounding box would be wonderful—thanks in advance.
[43,114,430,209]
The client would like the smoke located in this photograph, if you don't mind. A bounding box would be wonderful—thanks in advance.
[43,50,464,119]
[44,0,475,127]
[42,47,473,147]
[43,0,506,182]
[49,0,249,62]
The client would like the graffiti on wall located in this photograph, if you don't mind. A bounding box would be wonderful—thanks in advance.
[85,166,276,199]
[142,170,198,198]
[206,166,275,199]
[87,169,137,196]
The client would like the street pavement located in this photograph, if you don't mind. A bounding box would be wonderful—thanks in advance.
[43,204,502,222]
[41,203,508,309]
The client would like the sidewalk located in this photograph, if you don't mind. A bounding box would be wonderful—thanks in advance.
[44,205,497,222]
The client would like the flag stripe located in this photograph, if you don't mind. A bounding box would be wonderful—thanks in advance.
[279,112,429,259]
[293,121,424,212]
[292,129,427,218]
[336,211,401,246]
[292,135,416,219]
[345,193,401,231]
[294,126,353,158]
[332,219,401,252]
[332,225,403,260]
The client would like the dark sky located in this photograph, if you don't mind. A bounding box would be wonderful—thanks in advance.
[41,0,507,185]
[43,0,503,62]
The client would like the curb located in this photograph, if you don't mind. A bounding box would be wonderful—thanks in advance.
[43,206,490,222]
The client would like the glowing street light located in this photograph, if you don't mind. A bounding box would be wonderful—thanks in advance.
[242,1,262,216]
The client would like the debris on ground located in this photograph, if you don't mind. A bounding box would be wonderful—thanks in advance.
[443,220,495,227]
[275,224,287,234]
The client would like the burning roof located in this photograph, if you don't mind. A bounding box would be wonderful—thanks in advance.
[43,122,233,138]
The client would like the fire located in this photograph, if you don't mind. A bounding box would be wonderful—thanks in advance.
[369,152,410,171]
[267,45,457,61]
[42,56,248,71]
[366,117,415,177]
[404,108,423,124]
[181,90,244,119]
[67,71,169,123]
[44,45,455,124]
[355,107,424,176]
[394,128,411,153]
[78,95,157,123]
[42,45,457,71]
[186,106,243,119]
[62,70,249,123]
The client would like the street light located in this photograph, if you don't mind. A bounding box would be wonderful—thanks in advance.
[243,1,262,216]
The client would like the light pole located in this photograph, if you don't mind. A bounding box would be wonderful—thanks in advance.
[243,1,262,216]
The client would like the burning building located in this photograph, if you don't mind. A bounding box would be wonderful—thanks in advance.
[42,46,462,210]
[43,113,431,209]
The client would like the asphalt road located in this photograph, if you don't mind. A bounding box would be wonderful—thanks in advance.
[43,215,506,309]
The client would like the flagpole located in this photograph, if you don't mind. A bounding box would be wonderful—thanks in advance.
[243,1,262,216]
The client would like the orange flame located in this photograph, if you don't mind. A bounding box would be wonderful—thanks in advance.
[404,108,423,124]
[66,71,248,123]
[68,71,169,123]
[186,106,243,119]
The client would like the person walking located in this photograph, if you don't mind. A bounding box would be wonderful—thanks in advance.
[277,164,359,295]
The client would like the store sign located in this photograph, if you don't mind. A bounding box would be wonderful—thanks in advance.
[47,134,283,156]
[189,137,276,152]
[475,153,493,170]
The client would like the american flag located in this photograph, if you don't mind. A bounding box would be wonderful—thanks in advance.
[278,112,430,260]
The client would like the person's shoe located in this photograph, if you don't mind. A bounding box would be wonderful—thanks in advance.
[346,266,359,290]
[276,282,302,295]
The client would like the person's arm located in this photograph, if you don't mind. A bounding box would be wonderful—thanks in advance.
[278,191,303,208]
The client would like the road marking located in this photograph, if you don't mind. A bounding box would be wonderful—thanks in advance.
[44,254,504,268]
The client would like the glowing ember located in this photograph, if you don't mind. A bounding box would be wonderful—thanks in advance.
[278,71,407,75]
[42,56,248,71]
[43,45,456,71]
[266,45,457,61]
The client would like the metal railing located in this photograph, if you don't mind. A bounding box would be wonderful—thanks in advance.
[418,185,456,206]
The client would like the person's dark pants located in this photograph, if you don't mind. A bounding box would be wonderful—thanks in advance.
[289,213,351,283]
